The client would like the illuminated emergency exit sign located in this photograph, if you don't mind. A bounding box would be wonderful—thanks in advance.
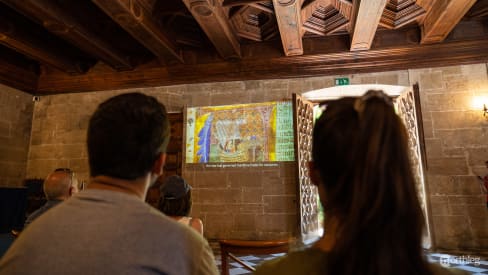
[335,77,349,86]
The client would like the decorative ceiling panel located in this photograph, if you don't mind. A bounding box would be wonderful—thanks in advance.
[302,0,352,36]
[230,2,278,41]
[380,0,426,29]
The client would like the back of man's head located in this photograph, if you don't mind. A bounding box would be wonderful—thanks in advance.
[43,170,73,200]
[87,93,170,180]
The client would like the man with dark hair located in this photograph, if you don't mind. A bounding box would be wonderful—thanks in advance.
[0,93,218,275]
[24,168,78,227]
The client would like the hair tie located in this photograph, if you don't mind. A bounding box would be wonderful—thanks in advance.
[354,90,393,116]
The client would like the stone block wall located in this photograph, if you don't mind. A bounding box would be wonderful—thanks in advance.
[185,163,297,240]
[17,63,487,249]
[25,89,187,181]
[25,83,305,240]
[0,84,33,186]
[409,64,488,250]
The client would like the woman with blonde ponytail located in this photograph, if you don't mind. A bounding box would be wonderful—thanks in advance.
[254,90,468,275]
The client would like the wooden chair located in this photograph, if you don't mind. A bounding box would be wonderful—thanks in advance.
[11,229,20,238]
[219,239,289,275]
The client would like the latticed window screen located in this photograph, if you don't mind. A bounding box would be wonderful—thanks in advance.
[292,86,431,247]
[395,84,432,249]
[292,94,319,240]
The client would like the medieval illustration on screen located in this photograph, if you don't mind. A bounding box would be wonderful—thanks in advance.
[186,101,294,163]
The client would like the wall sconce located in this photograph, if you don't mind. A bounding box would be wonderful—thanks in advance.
[472,96,488,120]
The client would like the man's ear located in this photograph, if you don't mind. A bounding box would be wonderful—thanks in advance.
[308,161,321,186]
[152,153,166,176]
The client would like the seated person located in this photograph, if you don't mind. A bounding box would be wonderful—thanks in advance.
[254,90,468,275]
[0,93,218,275]
[159,175,203,235]
[24,168,78,227]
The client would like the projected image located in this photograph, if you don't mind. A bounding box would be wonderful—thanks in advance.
[186,101,294,163]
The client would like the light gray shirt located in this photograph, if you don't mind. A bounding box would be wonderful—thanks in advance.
[24,199,63,227]
[0,189,218,275]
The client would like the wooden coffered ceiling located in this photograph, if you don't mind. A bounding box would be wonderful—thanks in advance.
[0,0,487,94]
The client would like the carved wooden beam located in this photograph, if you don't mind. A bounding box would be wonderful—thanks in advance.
[466,0,488,18]
[0,5,94,74]
[38,38,487,93]
[182,0,241,60]
[416,0,435,12]
[0,62,38,93]
[350,0,388,51]
[92,0,183,63]
[35,23,488,94]
[421,0,477,44]
[0,46,38,93]
[249,3,274,13]
[1,0,134,70]
[272,0,303,56]
[222,0,268,7]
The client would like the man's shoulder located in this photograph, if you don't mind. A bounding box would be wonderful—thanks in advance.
[24,200,61,226]
[2,190,218,275]
[24,206,44,224]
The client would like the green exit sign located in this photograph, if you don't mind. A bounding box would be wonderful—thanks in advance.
[335,77,349,86]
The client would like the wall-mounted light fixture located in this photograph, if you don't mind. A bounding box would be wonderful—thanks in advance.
[472,96,488,120]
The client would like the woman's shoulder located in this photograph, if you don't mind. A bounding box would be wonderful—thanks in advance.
[254,248,327,275]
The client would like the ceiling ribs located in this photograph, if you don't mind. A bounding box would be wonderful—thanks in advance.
[92,0,183,64]
[1,0,134,71]
[0,61,38,92]
[415,0,435,15]
[0,4,94,74]
[350,0,388,51]
[182,0,241,60]
[0,46,38,92]
[272,0,303,56]
[36,34,488,94]
[421,0,477,44]
[466,0,488,18]
[249,2,275,13]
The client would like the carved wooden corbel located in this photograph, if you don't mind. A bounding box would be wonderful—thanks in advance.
[183,0,241,60]
[272,0,303,56]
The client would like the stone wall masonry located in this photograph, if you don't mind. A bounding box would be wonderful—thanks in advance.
[409,63,488,250]
[19,63,487,249]
[184,162,297,240]
[0,84,33,187]
[25,88,188,181]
